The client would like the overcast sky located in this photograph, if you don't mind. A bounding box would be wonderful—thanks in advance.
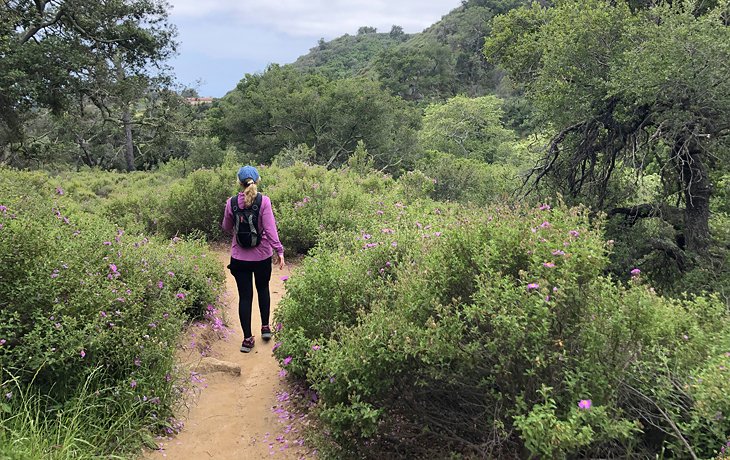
[168,0,463,97]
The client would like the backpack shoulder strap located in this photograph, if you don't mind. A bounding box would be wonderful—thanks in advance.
[230,195,239,214]
[252,193,262,210]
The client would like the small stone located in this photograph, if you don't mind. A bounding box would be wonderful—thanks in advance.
[192,357,241,376]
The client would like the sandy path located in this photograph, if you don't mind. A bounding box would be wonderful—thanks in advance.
[145,249,306,460]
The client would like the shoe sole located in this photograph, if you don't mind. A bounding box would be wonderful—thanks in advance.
[240,345,253,353]
[262,333,272,341]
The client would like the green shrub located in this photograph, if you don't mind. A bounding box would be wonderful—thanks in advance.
[417,150,519,205]
[274,201,730,459]
[0,168,225,456]
[156,168,234,240]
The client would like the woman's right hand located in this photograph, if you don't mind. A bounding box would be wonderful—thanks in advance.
[278,254,286,270]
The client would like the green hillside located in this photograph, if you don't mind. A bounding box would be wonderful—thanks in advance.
[291,28,408,79]
[292,0,533,100]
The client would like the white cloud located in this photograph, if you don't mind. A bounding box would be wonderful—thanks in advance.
[169,0,462,37]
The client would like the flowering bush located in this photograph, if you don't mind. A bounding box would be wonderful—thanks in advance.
[0,168,225,455]
[274,201,730,458]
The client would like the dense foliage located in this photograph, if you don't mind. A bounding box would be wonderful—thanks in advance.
[274,200,730,459]
[2,0,730,458]
[0,168,225,457]
[485,0,730,257]
[211,66,421,172]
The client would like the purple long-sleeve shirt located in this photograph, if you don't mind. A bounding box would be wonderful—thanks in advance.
[222,193,284,261]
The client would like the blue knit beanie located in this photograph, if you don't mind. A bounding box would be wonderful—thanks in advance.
[237,165,260,183]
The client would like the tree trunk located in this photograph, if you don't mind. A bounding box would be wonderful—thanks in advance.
[115,54,136,172]
[122,106,135,171]
[678,141,711,254]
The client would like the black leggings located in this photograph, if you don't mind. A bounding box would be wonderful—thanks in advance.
[228,257,272,339]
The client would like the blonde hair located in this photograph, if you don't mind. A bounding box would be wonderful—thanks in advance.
[240,178,259,207]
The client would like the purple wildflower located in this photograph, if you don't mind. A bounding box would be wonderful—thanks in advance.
[272,341,282,351]
[280,275,289,281]
[80,350,86,358]
[130,380,137,389]
[543,262,556,268]
[527,283,540,291]
[311,345,321,351]
[569,230,580,238]
[630,268,641,276]
[176,293,185,299]
[578,399,592,410]
[282,356,292,366]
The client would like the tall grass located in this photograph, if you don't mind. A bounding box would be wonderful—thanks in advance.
[0,367,157,460]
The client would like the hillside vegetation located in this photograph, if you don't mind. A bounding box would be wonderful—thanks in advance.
[2,0,730,458]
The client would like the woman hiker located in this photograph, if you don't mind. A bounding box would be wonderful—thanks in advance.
[222,165,285,353]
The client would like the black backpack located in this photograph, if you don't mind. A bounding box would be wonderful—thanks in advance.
[230,193,263,248]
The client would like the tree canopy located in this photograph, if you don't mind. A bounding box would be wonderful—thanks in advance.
[0,0,177,169]
[485,0,730,254]
[211,65,420,172]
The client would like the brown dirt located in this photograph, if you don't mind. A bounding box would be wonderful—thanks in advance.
[144,248,308,460]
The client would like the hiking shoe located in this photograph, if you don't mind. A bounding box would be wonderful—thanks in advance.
[240,336,255,353]
[261,325,272,341]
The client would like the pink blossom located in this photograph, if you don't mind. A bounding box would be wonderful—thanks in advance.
[630,268,641,276]
[527,283,540,291]
[539,204,551,211]
[280,275,289,281]
[578,399,592,410]
[569,230,580,238]
[0,339,6,346]
[278,369,288,378]
[157,281,164,289]
[272,341,282,351]
[540,221,551,228]
[103,241,112,246]
[543,262,556,268]
[80,350,86,358]
[311,345,321,351]
[552,250,565,256]
[376,210,384,216]
[176,293,185,299]
[130,380,137,389]
[282,356,292,366]
[109,263,118,273]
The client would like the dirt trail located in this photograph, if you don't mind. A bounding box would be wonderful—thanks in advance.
[145,249,306,460]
